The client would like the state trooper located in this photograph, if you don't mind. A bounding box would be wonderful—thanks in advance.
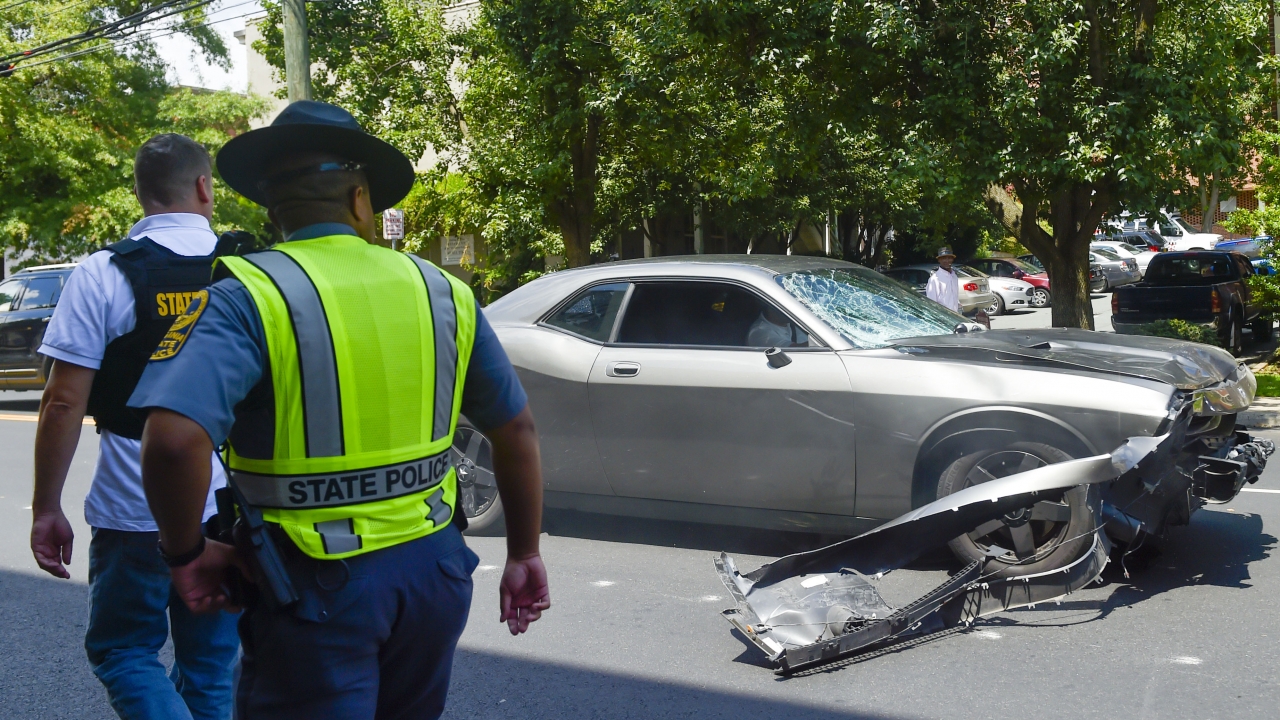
[128,101,550,719]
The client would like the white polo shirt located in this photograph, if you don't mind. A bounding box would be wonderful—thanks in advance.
[39,213,225,532]
[926,266,961,313]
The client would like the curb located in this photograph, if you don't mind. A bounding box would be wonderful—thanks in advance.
[1240,398,1280,429]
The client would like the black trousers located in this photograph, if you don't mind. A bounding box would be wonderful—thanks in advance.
[235,526,478,719]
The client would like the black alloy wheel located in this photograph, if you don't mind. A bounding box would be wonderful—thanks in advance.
[452,424,505,534]
[936,442,1100,578]
[1030,288,1051,308]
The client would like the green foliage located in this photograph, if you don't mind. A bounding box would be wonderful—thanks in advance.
[0,2,271,263]
[1128,319,1223,347]
[1254,372,1280,397]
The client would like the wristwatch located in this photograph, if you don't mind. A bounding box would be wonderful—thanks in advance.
[157,536,206,568]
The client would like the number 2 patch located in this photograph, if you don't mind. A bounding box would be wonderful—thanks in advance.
[150,289,209,361]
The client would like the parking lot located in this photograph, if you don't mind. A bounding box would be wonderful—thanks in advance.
[989,294,1115,332]
[0,386,1277,719]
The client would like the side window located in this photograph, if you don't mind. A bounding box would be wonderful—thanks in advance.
[615,281,810,348]
[544,282,630,342]
[0,279,25,311]
[908,270,929,285]
[1237,257,1253,278]
[17,276,61,310]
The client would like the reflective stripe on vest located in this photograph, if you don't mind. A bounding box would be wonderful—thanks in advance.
[216,235,477,560]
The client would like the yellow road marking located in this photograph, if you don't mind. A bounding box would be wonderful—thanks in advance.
[0,413,94,425]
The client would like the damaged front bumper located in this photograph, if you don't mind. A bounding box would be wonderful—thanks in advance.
[715,433,1262,674]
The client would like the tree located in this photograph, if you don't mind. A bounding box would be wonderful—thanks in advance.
[0,1,270,263]
[875,0,1270,328]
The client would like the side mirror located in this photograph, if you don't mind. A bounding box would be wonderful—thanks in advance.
[765,347,792,368]
[1012,269,1025,279]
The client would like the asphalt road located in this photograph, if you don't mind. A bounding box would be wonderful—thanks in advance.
[1,388,1277,719]
[989,293,1115,332]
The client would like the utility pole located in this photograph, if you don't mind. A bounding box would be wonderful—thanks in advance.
[283,0,311,102]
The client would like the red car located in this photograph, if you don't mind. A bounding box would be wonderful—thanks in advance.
[966,257,1051,308]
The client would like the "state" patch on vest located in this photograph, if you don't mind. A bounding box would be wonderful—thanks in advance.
[150,289,209,361]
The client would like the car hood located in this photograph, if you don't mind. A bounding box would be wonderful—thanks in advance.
[887,328,1240,390]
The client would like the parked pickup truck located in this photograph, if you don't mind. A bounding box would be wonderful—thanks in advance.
[1112,251,1270,355]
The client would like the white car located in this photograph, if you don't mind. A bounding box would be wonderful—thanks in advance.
[1108,212,1221,251]
[1090,240,1157,275]
[960,265,1035,316]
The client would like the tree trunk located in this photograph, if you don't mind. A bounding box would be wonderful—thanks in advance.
[1204,177,1221,234]
[550,114,600,268]
[984,183,1106,329]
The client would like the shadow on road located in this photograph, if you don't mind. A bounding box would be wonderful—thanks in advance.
[983,507,1274,631]
[449,647,911,719]
[0,570,113,720]
[0,397,40,412]
[542,507,856,558]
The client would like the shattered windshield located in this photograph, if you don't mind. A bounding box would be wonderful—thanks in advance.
[778,267,965,349]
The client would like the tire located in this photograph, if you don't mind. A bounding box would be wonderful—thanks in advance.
[452,423,505,536]
[983,294,1004,317]
[936,442,1101,579]
[1251,316,1273,342]
[1098,277,1109,293]
[1029,288,1051,308]
[1222,310,1244,356]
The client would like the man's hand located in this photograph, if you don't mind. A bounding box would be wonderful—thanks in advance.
[31,509,74,579]
[170,539,248,614]
[499,554,550,635]
[32,360,94,580]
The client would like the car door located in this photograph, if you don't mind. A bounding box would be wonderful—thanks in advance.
[587,279,857,514]
[0,277,29,373]
[1233,255,1256,320]
[499,281,632,497]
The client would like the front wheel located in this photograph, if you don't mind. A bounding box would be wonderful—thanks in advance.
[452,424,505,535]
[1222,311,1244,356]
[983,294,1004,317]
[1029,288,1051,308]
[936,442,1100,578]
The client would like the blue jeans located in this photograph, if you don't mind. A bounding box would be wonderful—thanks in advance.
[236,526,478,720]
[85,528,241,720]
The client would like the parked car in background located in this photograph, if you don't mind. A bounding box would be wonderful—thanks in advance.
[1213,235,1269,258]
[965,257,1051,309]
[1089,263,1108,293]
[960,265,1035,316]
[1111,213,1221,251]
[1091,239,1158,275]
[0,264,75,390]
[1112,251,1267,355]
[1089,248,1143,290]
[1253,258,1277,275]
[881,264,997,315]
[472,254,1268,579]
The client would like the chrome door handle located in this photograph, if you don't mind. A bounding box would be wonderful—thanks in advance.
[606,361,640,377]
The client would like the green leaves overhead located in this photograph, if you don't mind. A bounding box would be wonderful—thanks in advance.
[0,1,270,262]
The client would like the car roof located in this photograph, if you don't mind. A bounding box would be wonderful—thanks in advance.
[14,263,77,275]
[483,254,861,327]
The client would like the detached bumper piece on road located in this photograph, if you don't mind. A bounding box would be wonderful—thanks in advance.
[716,436,1171,674]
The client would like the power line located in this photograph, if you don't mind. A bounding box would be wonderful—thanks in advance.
[31,0,96,24]
[1,0,217,65]
[9,3,262,74]
[0,0,44,13]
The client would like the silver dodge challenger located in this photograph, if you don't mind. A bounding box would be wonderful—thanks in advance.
[454,255,1269,576]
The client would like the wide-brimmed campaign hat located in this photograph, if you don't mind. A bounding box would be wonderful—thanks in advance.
[216,101,414,212]
[936,246,956,259]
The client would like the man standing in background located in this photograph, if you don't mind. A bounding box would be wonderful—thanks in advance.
[926,247,961,313]
[29,134,239,720]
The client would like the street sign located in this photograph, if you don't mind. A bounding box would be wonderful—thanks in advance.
[383,209,404,248]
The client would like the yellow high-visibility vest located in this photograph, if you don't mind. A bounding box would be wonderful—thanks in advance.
[218,234,477,559]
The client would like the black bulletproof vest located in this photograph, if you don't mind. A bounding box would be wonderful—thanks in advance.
[86,237,219,439]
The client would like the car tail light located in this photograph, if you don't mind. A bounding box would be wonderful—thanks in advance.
[1111,293,1119,314]
[963,282,978,291]
[1211,289,1222,313]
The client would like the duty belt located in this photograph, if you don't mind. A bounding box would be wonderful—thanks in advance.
[231,450,454,509]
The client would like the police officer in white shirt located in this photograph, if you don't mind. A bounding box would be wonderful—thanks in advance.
[925,246,961,313]
[29,134,239,720]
